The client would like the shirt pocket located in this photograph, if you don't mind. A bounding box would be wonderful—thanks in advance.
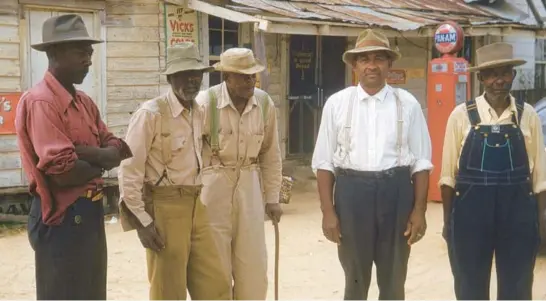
[171,135,187,154]
[246,131,264,160]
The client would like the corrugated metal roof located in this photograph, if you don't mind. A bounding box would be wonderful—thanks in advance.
[228,0,535,31]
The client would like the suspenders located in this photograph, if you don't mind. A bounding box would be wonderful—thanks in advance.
[154,97,173,186]
[465,96,525,126]
[207,84,270,157]
[343,87,404,166]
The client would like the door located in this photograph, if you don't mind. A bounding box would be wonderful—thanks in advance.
[288,35,347,155]
[26,10,103,115]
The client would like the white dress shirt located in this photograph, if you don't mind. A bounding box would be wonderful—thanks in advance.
[311,84,433,175]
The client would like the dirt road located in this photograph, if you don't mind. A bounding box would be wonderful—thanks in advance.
[1,188,545,300]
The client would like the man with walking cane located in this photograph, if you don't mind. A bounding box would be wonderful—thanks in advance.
[312,29,433,300]
[440,42,546,300]
[196,47,283,300]
[118,42,231,300]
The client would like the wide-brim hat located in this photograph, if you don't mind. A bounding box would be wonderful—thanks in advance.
[342,29,401,65]
[31,14,103,52]
[467,42,526,72]
[213,48,265,74]
[162,42,214,75]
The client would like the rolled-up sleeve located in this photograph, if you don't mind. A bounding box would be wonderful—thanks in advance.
[118,109,156,227]
[408,101,433,175]
[528,111,546,194]
[27,100,77,175]
[438,108,464,189]
[259,96,283,204]
[312,95,338,174]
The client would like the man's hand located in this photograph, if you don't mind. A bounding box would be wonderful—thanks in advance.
[322,208,341,244]
[265,203,283,223]
[75,145,121,170]
[404,209,427,245]
[136,222,165,252]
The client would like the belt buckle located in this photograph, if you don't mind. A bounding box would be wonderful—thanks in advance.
[492,125,500,133]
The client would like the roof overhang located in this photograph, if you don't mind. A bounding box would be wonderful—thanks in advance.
[164,0,542,38]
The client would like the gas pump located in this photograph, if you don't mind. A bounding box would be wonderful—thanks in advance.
[427,21,471,202]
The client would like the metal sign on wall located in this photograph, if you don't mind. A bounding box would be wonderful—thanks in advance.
[164,4,199,56]
[0,93,21,135]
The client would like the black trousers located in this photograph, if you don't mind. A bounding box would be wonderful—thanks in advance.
[335,167,414,300]
[28,196,107,300]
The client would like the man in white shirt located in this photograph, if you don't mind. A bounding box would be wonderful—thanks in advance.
[312,29,433,300]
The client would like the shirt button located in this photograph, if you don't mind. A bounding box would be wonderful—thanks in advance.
[74,215,82,224]
[240,140,244,143]
[239,157,244,160]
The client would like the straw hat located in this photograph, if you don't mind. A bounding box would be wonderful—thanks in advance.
[162,42,214,75]
[214,48,265,74]
[342,29,401,65]
[467,42,526,72]
[31,14,103,52]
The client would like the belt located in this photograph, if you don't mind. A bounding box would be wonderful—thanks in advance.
[81,189,104,202]
[335,166,409,179]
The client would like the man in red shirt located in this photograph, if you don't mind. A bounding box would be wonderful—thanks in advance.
[15,14,132,300]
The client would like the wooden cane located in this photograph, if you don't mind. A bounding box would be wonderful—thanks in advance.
[273,219,280,300]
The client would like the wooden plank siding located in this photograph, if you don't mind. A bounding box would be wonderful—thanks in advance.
[0,0,24,188]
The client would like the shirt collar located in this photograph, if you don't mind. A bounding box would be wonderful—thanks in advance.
[43,71,76,110]
[476,93,517,118]
[356,83,391,102]
[218,81,258,109]
[167,88,186,118]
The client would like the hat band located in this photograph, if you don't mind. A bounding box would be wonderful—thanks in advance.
[356,39,389,49]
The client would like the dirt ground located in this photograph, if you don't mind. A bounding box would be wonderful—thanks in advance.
[1,184,546,300]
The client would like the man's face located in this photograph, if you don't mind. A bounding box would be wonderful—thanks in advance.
[225,72,256,100]
[352,51,391,89]
[168,70,204,101]
[52,42,94,85]
[478,66,515,99]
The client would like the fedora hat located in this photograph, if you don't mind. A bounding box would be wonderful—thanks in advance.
[214,48,265,74]
[342,29,401,65]
[468,42,526,72]
[31,14,102,52]
[162,42,214,75]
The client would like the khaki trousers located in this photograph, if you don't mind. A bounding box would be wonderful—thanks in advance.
[144,185,231,300]
[201,165,268,300]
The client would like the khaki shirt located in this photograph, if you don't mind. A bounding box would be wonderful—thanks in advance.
[118,89,203,227]
[439,94,546,194]
[196,82,282,204]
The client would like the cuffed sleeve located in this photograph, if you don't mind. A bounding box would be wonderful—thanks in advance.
[408,101,433,175]
[311,95,337,175]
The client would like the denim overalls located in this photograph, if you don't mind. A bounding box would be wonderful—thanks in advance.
[447,97,540,300]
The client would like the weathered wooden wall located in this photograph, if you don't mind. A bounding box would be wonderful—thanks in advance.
[0,0,24,188]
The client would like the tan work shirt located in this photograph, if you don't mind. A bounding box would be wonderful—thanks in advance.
[118,89,203,227]
[439,94,546,194]
[196,82,282,204]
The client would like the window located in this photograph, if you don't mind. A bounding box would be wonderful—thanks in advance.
[209,16,239,86]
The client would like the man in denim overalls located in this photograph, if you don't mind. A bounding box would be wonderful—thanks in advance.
[440,42,546,299]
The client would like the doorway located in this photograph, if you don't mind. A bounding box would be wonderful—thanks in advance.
[288,35,346,155]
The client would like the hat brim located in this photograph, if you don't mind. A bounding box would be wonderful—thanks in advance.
[162,61,215,75]
[213,62,265,74]
[467,59,527,72]
[342,46,401,65]
[31,37,103,52]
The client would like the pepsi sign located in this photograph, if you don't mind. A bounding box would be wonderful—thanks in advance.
[434,22,464,55]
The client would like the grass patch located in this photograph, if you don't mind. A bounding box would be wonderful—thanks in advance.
[0,221,26,237]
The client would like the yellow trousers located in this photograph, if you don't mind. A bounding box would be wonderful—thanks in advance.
[201,166,268,300]
[145,185,231,300]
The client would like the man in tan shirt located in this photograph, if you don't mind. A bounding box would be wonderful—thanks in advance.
[117,42,231,300]
[440,42,546,300]
[196,48,283,300]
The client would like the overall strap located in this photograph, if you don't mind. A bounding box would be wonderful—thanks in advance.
[514,97,525,125]
[465,98,481,126]
[155,97,173,186]
[394,88,403,166]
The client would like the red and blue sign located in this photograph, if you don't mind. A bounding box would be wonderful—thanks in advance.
[434,22,464,55]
